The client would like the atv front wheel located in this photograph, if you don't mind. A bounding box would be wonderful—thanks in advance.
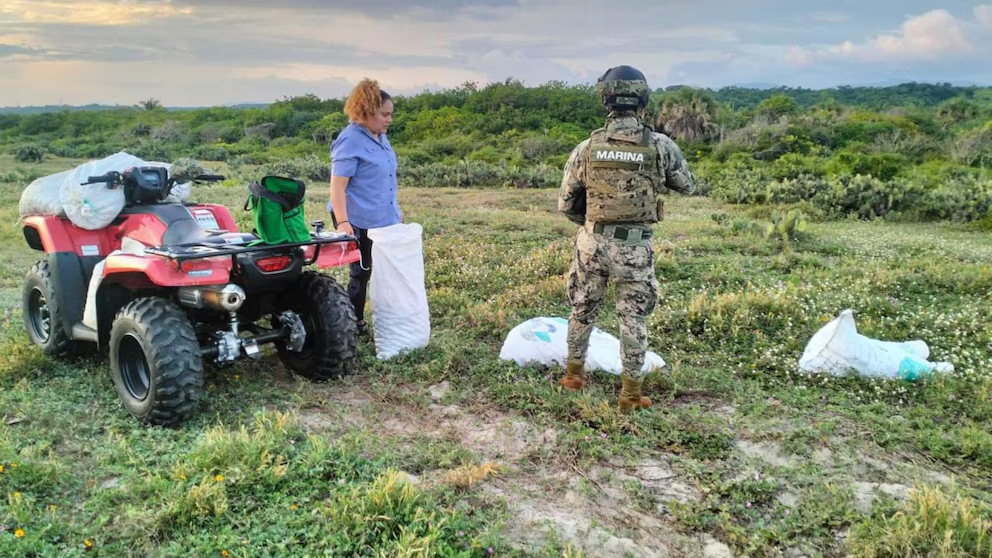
[23,261,77,356]
[276,271,358,380]
[109,298,204,426]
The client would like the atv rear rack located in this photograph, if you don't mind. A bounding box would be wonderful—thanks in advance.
[144,233,358,270]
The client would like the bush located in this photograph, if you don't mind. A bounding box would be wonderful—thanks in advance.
[769,153,826,180]
[129,122,151,138]
[229,152,272,168]
[264,154,330,182]
[46,144,79,158]
[151,120,186,142]
[519,134,560,161]
[825,146,907,180]
[465,146,503,164]
[131,140,175,162]
[949,121,992,167]
[708,172,992,223]
[398,160,561,189]
[14,144,44,162]
[191,145,230,162]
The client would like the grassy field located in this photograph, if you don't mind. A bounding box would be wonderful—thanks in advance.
[1,155,992,557]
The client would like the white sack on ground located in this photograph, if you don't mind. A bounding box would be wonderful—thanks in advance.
[499,316,666,376]
[798,309,954,380]
[367,223,431,360]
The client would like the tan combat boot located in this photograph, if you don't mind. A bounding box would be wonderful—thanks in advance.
[558,359,588,391]
[618,376,652,411]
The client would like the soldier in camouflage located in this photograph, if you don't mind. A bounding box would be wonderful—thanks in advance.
[558,65,696,412]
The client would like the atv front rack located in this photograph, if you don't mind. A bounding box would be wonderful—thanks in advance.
[144,233,358,271]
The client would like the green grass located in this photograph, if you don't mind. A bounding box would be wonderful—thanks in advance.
[2,155,992,557]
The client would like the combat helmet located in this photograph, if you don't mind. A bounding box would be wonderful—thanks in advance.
[596,65,650,110]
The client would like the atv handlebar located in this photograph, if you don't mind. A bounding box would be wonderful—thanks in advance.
[83,171,123,187]
[193,174,225,182]
[82,170,225,187]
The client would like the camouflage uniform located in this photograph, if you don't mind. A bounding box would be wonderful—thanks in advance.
[558,112,695,395]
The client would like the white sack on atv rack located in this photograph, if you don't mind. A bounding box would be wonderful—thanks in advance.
[58,152,190,230]
[499,316,666,376]
[367,223,431,360]
[19,169,71,218]
[59,152,141,230]
[798,309,954,380]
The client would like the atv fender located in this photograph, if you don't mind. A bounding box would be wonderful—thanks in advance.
[305,240,362,268]
[22,215,115,257]
[100,253,232,288]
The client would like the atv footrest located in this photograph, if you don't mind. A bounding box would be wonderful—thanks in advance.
[71,322,98,343]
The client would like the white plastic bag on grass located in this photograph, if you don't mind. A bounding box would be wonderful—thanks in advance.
[499,316,666,376]
[798,309,953,380]
[367,223,431,360]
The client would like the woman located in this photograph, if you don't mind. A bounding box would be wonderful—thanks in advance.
[328,78,402,334]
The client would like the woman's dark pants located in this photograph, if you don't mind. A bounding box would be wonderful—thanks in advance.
[348,226,373,325]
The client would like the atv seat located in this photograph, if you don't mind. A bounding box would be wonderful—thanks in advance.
[118,204,258,247]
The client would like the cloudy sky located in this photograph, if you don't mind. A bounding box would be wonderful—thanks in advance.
[1,0,991,107]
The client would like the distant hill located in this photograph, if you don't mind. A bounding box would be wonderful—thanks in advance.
[708,81,991,110]
[0,103,270,115]
[0,104,128,115]
[2,80,989,115]
[723,80,989,89]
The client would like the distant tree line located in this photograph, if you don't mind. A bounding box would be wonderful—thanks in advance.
[2,79,990,222]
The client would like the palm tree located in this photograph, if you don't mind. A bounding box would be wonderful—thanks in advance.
[136,98,163,111]
[655,87,720,143]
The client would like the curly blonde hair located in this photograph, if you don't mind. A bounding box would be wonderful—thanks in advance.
[344,78,391,122]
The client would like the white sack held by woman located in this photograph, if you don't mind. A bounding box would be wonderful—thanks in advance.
[367,223,431,360]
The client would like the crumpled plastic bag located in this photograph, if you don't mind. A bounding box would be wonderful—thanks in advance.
[798,309,954,380]
[499,316,665,376]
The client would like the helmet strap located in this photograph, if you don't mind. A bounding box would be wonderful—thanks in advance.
[607,109,639,119]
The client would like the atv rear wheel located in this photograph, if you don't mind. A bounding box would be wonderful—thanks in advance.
[23,261,77,357]
[109,297,204,426]
[276,271,358,380]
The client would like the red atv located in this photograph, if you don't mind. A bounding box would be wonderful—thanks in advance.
[21,165,361,426]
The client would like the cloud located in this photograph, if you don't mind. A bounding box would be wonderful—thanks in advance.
[169,0,519,15]
[0,43,42,59]
[977,5,992,28]
[0,0,192,26]
[789,9,976,67]
[2,1,992,106]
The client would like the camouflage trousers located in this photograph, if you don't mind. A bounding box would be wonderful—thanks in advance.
[566,223,658,381]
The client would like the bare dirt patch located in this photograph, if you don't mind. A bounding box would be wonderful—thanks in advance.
[296,377,722,556]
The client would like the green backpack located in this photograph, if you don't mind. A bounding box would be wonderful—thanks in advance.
[244,176,311,245]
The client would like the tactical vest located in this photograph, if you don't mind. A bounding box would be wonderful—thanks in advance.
[584,125,662,224]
